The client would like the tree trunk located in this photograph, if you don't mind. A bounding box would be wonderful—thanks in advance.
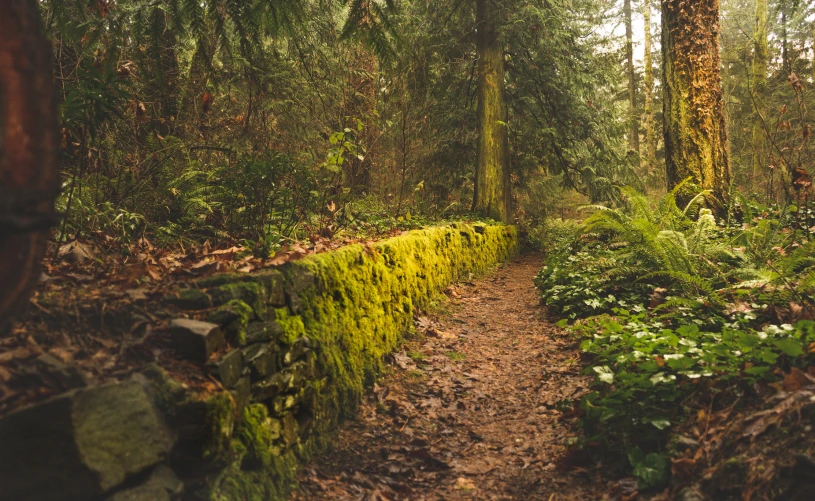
[474,0,511,223]
[661,0,731,214]
[0,0,60,334]
[642,0,657,179]
[625,0,640,155]
[751,0,769,191]
[781,0,789,71]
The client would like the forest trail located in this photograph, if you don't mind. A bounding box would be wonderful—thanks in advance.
[293,254,610,501]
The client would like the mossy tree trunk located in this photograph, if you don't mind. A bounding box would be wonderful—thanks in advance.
[625,0,640,156]
[642,0,657,179]
[661,0,732,214]
[0,0,60,334]
[474,0,511,223]
[751,0,769,191]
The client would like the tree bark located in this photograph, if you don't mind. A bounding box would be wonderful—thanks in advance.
[625,0,640,155]
[0,0,60,334]
[751,0,769,190]
[474,0,511,223]
[642,0,657,178]
[661,0,731,214]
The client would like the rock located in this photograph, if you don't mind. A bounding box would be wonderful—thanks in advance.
[283,266,315,314]
[245,343,280,379]
[255,269,286,306]
[206,300,253,345]
[33,353,88,390]
[230,376,252,414]
[280,413,300,447]
[209,282,266,315]
[253,372,288,401]
[169,318,225,363]
[0,380,174,501]
[163,288,212,310]
[207,349,243,388]
[105,465,183,501]
[245,320,285,344]
[282,336,312,366]
[137,364,186,411]
[270,392,301,416]
[286,361,310,388]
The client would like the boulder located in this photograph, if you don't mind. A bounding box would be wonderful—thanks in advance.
[0,380,174,501]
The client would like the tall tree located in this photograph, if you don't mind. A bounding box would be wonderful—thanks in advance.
[751,0,769,189]
[642,0,657,178]
[624,0,640,155]
[0,0,60,334]
[662,0,732,213]
[474,0,511,223]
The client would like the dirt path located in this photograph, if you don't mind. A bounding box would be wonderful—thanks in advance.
[292,254,610,500]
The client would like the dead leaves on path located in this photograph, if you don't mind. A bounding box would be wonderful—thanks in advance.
[295,258,605,501]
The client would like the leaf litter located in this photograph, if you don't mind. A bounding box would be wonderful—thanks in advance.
[292,254,614,500]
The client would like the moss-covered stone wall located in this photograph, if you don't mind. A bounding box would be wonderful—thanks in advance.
[160,223,518,500]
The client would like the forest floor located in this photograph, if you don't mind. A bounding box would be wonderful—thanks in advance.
[292,254,622,501]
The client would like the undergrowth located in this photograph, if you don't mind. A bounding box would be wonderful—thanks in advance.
[535,186,815,489]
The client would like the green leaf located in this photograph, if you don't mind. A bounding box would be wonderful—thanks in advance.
[593,366,614,384]
[773,338,804,357]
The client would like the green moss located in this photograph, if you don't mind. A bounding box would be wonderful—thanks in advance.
[210,282,268,320]
[162,223,518,501]
[202,393,237,464]
[274,308,305,345]
[210,405,299,501]
[445,351,466,361]
[237,404,282,469]
[207,300,254,345]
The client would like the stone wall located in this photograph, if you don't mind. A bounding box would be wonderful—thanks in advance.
[0,223,518,501]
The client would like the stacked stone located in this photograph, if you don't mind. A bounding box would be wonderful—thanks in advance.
[164,267,320,455]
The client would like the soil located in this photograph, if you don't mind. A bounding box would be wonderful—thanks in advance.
[292,254,615,501]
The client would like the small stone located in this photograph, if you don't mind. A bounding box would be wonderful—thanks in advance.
[105,465,183,501]
[230,377,252,414]
[207,349,243,388]
[253,373,287,401]
[246,344,280,380]
[206,300,253,345]
[286,361,309,389]
[245,321,285,344]
[280,413,300,447]
[270,393,301,416]
[283,266,315,313]
[255,269,286,306]
[34,353,88,390]
[282,336,312,366]
[169,318,225,363]
[164,288,212,310]
[209,282,266,314]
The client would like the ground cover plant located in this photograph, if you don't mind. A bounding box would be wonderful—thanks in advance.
[536,188,815,490]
